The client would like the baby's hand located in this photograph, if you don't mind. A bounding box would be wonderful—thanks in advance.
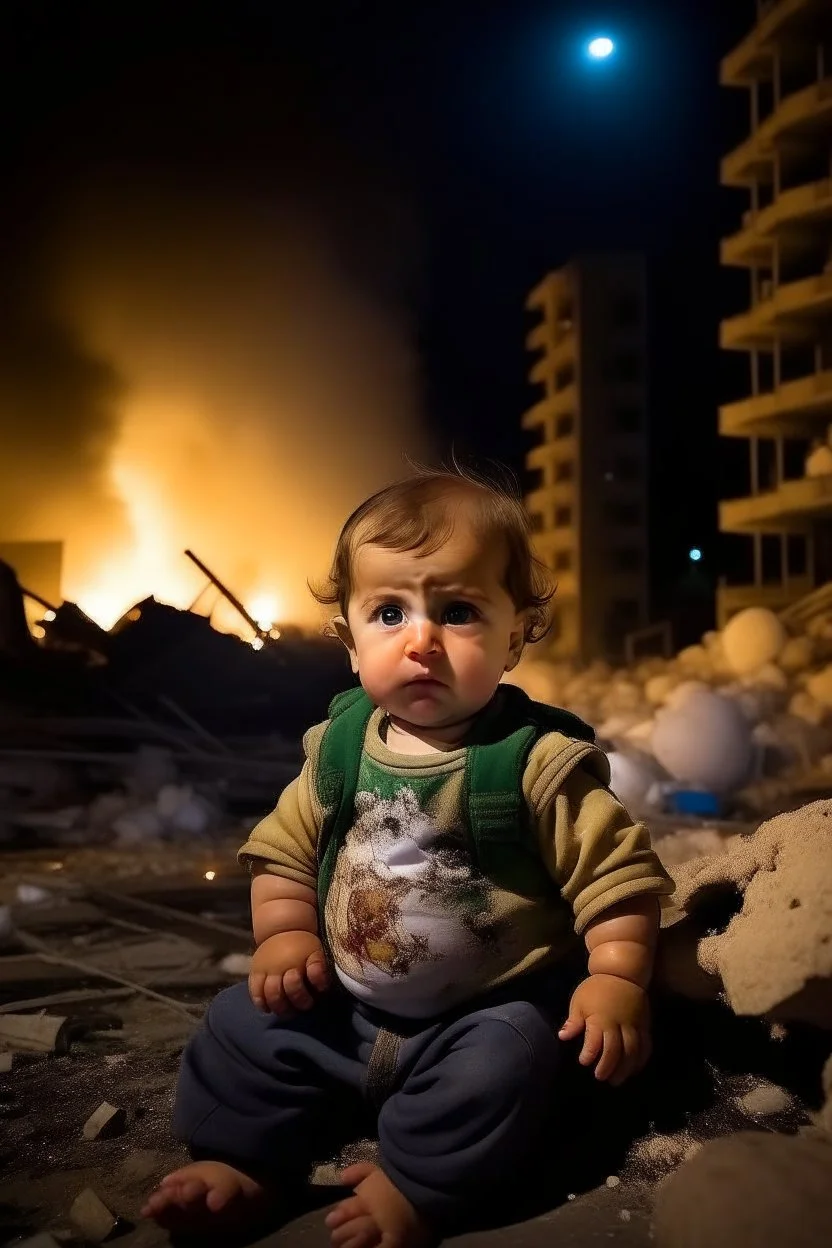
[248,930,331,1016]
[558,973,651,1086]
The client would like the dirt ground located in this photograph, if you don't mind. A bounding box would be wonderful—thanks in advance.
[0,841,827,1248]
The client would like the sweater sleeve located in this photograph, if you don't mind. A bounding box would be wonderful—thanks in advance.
[237,720,328,891]
[525,734,675,934]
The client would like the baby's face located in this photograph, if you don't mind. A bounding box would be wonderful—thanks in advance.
[341,521,526,731]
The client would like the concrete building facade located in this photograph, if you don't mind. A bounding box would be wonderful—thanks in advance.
[718,0,832,626]
[523,254,649,663]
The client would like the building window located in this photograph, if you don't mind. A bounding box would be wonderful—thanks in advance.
[613,547,644,571]
[526,422,546,449]
[613,454,641,481]
[554,506,572,527]
[526,466,544,491]
[555,363,575,391]
[554,550,572,571]
[605,501,641,526]
[608,353,642,383]
[554,460,574,483]
[614,406,642,433]
[611,293,641,328]
[610,598,640,624]
[555,414,574,439]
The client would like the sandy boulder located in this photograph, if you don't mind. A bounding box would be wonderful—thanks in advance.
[657,800,832,1028]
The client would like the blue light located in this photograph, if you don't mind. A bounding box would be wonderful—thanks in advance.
[587,36,615,60]
[689,548,703,563]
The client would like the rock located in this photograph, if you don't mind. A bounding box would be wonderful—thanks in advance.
[788,690,827,726]
[0,1050,13,1072]
[645,673,679,706]
[16,883,53,904]
[652,1131,832,1248]
[778,635,814,674]
[69,1188,118,1242]
[806,664,832,709]
[219,952,252,976]
[0,1014,71,1054]
[722,608,787,676]
[14,1236,63,1248]
[82,1101,127,1140]
[608,749,664,810]
[653,690,753,793]
[735,1082,792,1117]
[658,800,832,1027]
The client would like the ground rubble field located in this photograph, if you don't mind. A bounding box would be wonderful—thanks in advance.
[0,834,829,1248]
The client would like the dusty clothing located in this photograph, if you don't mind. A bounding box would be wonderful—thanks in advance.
[175,970,572,1232]
[240,691,673,1018]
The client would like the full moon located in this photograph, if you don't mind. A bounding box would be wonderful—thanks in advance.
[588,36,615,59]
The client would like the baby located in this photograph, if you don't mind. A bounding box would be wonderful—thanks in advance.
[143,467,674,1247]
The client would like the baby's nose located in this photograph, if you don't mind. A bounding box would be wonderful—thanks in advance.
[404,619,441,656]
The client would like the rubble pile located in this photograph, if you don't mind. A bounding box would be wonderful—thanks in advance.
[508,605,832,815]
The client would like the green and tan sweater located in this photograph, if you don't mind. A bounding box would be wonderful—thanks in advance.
[239,704,674,1017]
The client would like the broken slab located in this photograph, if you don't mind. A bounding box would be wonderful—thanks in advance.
[82,1102,127,1141]
[69,1187,118,1242]
[0,1013,71,1054]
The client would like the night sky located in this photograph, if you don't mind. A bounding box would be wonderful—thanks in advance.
[1,0,755,635]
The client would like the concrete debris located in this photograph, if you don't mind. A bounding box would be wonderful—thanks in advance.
[13,1235,63,1248]
[219,951,252,976]
[82,1101,127,1140]
[0,1013,71,1054]
[16,883,53,904]
[508,603,832,808]
[605,1175,621,1188]
[735,1083,793,1118]
[68,1187,118,1242]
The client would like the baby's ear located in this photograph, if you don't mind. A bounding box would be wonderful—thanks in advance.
[331,616,360,673]
[504,615,527,672]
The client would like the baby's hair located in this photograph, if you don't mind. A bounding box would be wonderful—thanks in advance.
[310,457,556,644]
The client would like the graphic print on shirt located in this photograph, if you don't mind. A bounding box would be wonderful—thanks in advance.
[325,779,511,989]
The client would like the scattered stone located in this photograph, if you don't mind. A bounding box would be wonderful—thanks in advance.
[14,1235,63,1248]
[17,883,53,904]
[735,1082,792,1117]
[103,1053,127,1067]
[0,1013,71,1054]
[69,1188,118,1242]
[620,1209,632,1222]
[82,1101,127,1140]
[219,951,251,976]
[605,1175,621,1188]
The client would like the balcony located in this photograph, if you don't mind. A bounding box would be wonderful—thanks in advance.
[716,575,814,628]
[719,369,832,438]
[720,473,832,534]
[722,77,832,187]
[720,271,832,350]
[720,0,827,88]
[528,344,578,391]
[721,178,832,268]
[525,435,578,474]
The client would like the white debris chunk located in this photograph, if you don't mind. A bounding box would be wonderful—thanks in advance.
[605,1174,621,1188]
[722,608,786,676]
[14,1235,63,1248]
[17,883,53,904]
[0,1014,71,1054]
[620,1210,632,1222]
[220,952,252,976]
[82,1101,127,1140]
[653,690,752,792]
[69,1188,118,1242]
[735,1082,792,1117]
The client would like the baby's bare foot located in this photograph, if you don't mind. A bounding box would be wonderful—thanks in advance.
[325,1162,436,1248]
[141,1159,272,1231]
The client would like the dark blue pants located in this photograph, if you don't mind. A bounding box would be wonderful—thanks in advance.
[173,971,571,1231]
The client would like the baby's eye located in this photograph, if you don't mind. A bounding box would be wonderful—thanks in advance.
[443,602,478,626]
[377,605,404,627]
